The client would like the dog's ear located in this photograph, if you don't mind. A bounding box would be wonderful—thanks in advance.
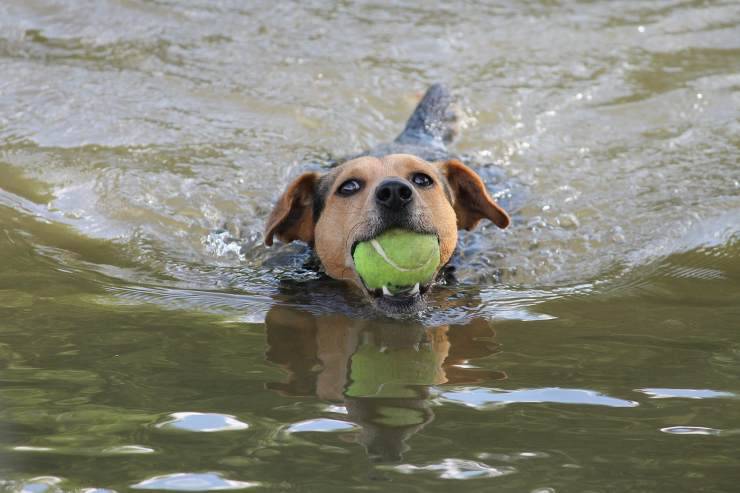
[438,159,510,230]
[264,172,320,246]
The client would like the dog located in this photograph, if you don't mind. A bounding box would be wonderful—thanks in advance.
[264,84,510,314]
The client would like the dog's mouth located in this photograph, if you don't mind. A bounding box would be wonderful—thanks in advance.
[355,271,434,314]
[350,234,438,313]
[360,277,434,300]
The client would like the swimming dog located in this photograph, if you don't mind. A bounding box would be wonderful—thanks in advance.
[264,85,510,314]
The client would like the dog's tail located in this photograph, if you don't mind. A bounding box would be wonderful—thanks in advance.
[394,83,459,149]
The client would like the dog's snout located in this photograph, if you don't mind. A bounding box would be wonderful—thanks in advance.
[375,179,413,209]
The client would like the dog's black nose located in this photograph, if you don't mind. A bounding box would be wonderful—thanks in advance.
[375,179,413,209]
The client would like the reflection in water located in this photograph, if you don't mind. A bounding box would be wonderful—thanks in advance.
[265,305,504,462]
[441,387,638,409]
[130,472,259,491]
[154,412,249,433]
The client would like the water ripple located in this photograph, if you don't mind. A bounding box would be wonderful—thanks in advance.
[441,387,638,408]
[660,426,722,436]
[637,388,736,399]
[155,412,249,433]
[285,418,358,433]
[390,458,516,480]
[11,476,64,493]
[131,473,259,491]
[102,445,156,455]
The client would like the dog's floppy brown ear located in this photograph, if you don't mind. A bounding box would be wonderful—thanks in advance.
[264,172,320,246]
[438,159,510,230]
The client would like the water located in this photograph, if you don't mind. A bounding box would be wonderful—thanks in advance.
[1,0,739,491]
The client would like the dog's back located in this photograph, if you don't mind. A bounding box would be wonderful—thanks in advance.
[354,83,459,163]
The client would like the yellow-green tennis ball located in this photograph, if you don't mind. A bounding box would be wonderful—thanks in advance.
[352,229,440,292]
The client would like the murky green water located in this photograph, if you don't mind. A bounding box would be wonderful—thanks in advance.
[1,1,739,491]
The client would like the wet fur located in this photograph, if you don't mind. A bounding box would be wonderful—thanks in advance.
[264,85,510,314]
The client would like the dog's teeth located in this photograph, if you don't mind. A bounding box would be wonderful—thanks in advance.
[382,286,393,297]
[409,283,420,295]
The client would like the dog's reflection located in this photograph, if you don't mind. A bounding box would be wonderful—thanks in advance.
[265,307,504,462]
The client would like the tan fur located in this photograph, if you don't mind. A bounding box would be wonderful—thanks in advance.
[264,172,319,246]
[313,155,459,287]
[264,154,509,293]
[439,159,510,230]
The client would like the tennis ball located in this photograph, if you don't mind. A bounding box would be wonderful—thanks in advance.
[352,229,440,293]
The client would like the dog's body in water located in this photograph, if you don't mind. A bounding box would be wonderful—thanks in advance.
[264,85,510,314]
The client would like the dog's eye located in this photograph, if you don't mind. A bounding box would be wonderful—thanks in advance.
[337,179,362,196]
[411,173,434,188]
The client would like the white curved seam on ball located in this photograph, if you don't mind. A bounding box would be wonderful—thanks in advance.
[370,239,433,272]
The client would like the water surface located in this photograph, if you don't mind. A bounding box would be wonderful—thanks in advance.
[1,1,739,491]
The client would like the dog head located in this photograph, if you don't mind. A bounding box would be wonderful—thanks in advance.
[264,154,509,313]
